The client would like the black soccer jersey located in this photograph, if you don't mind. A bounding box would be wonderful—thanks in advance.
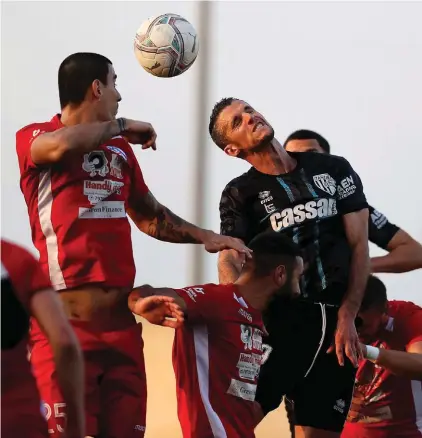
[367,205,399,249]
[220,152,368,304]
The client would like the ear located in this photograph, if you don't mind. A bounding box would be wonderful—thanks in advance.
[273,265,287,287]
[224,144,241,157]
[91,79,102,99]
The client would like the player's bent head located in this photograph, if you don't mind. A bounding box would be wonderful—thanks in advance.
[58,52,121,119]
[356,275,388,341]
[244,231,303,296]
[283,129,331,154]
[208,97,275,158]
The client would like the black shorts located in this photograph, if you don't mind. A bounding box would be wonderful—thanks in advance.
[256,293,356,432]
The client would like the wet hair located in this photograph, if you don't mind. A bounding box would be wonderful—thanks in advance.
[208,97,238,149]
[58,52,112,109]
[283,129,331,154]
[245,231,301,277]
[360,275,388,312]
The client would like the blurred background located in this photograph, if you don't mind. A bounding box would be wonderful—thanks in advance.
[2,1,422,436]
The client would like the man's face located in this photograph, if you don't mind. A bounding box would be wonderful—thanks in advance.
[95,64,122,122]
[285,139,324,153]
[216,100,274,157]
[275,256,303,298]
[356,306,386,343]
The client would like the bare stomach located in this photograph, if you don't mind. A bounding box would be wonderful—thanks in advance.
[59,285,135,331]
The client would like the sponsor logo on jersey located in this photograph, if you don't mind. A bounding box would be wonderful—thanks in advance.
[226,379,257,401]
[313,173,337,196]
[337,175,356,200]
[238,307,252,322]
[258,191,271,200]
[83,179,124,205]
[236,353,262,381]
[182,287,205,302]
[270,198,337,231]
[258,190,276,214]
[240,325,263,351]
[78,200,126,219]
[371,209,388,229]
[333,399,346,414]
[82,151,109,177]
[107,145,128,161]
[110,153,124,179]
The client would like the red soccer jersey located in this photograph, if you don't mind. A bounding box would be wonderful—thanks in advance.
[1,239,51,437]
[343,300,422,438]
[16,115,149,290]
[172,283,266,438]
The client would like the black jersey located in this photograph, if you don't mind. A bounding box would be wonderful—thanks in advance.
[220,152,368,304]
[368,205,399,249]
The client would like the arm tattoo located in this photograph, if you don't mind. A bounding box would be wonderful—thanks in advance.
[130,191,203,244]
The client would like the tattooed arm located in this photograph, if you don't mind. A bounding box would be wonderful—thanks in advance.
[127,191,252,255]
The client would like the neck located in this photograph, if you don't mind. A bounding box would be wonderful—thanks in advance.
[234,275,274,312]
[245,138,297,175]
[60,103,100,126]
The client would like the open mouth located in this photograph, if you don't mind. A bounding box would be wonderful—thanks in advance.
[253,121,265,132]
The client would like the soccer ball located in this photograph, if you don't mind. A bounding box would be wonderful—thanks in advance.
[134,13,199,78]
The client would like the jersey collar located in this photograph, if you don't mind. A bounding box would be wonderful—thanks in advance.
[50,114,64,128]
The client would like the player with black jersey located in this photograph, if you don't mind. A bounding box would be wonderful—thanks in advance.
[284,130,422,274]
[209,98,370,437]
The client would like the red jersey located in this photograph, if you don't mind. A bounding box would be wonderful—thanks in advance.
[16,115,149,290]
[343,300,422,438]
[1,239,50,437]
[172,283,265,438]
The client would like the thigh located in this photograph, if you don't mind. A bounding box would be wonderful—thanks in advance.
[291,307,356,433]
[100,323,147,438]
[256,300,327,415]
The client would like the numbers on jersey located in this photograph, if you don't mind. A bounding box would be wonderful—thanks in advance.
[261,343,273,365]
[42,402,66,434]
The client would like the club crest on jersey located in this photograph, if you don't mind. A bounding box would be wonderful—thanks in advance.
[82,151,109,177]
[313,173,337,196]
[110,154,124,179]
[107,145,128,161]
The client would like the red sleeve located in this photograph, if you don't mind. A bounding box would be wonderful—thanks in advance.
[393,301,422,349]
[1,240,52,309]
[15,123,53,172]
[175,284,224,324]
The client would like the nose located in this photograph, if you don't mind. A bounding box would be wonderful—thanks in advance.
[244,113,254,125]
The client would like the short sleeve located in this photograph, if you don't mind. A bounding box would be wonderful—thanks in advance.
[219,181,251,242]
[175,285,223,324]
[367,205,400,249]
[399,304,422,349]
[334,157,368,215]
[15,124,51,172]
[124,142,149,203]
[1,240,51,309]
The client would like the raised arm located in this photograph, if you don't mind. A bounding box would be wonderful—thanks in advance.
[18,118,156,165]
[127,190,251,255]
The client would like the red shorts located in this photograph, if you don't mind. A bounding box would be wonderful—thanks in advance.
[30,319,147,438]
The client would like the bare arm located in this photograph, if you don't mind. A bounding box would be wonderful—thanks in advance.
[371,229,422,273]
[340,209,371,318]
[218,250,245,284]
[31,119,121,164]
[362,342,422,380]
[129,285,186,312]
[30,289,84,437]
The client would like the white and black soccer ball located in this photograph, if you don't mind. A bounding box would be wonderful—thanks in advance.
[134,13,199,78]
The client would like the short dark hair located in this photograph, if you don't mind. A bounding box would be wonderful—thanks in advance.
[58,52,112,109]
[283,129,331,154]
[208,97,238,149]
[246,231,301,277]
[360,275,388,312]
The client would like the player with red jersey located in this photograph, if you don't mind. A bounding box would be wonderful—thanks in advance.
[1,239,84,438]
[129,232,304,438]
[15,52,250,438]
[343,275,422,438]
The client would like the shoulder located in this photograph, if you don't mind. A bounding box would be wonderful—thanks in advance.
[16,121,56,140]
[221,168,261,198]
[295,151,351,170]
[1,240,39,284]
[388,300,422,320]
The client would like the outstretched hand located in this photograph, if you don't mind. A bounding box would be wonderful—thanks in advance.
[133,296,184,329]
[202,231,252,258]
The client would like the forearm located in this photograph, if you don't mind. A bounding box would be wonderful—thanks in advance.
[341,242,370,317]
[54,119,121,156]
[366,346,422,380]
[371,245,422,273]
[52,342,85,431]
[218,251,243,284]
[135,204,208,244]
